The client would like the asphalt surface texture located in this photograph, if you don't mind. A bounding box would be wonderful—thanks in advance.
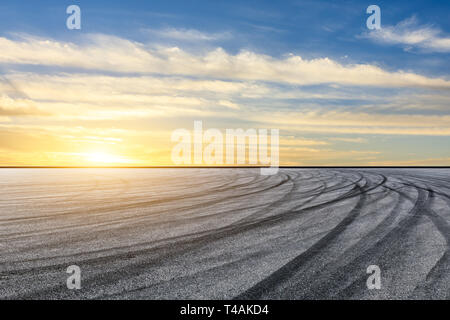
[0,168,448,299]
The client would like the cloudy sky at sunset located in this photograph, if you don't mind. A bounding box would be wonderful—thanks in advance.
[0,0,449,166]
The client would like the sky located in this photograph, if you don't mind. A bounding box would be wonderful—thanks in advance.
[0,0,449,166]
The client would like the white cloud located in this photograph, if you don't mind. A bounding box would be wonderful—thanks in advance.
[365,16,450,53]
[144,28,231,42]
[254,110,450,136]
[0,33,449,89]
[1,72,449,137]
[218,100,240,110]
[329,137,367,143]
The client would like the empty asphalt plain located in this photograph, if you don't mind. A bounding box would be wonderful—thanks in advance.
[0,168,448,299]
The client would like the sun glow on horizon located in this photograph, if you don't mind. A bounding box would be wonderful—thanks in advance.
[84,152,135,165]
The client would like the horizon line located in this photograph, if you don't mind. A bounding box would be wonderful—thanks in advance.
[0,166,449,169]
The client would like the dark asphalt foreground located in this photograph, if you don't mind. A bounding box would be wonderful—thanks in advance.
[0,168,448,299]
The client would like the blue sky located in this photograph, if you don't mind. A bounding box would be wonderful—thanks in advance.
[0,0,449,165]
[1,0,448,73]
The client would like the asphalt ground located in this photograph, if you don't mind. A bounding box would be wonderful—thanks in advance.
[0,168,448,299]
